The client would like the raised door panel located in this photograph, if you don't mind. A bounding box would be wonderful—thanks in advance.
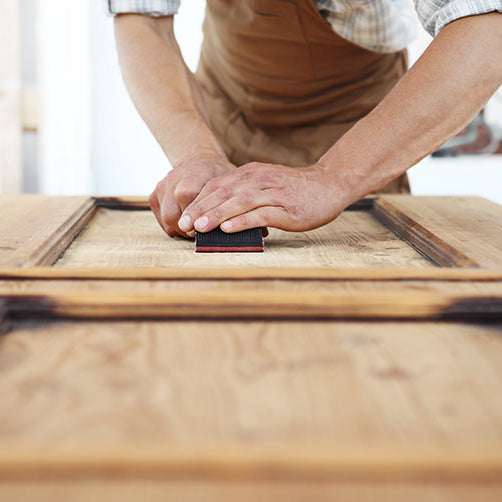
[0,317,501,496]
[1,195,502,271]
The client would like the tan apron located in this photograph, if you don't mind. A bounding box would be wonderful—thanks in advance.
[195,0,410,193]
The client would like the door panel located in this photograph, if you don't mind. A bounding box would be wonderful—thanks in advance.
[53,206,433,269]
[1,195,502,272]
[0,318,501,488]
[0,194,502,499]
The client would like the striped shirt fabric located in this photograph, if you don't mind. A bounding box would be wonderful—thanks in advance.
[107,0,502,53]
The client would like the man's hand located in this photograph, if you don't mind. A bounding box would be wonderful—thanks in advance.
[149,153,235,237]
[177,162,348,234]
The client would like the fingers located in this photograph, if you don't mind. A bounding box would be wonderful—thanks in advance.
[174,177,202,212]
[149,179,192,239]
[190,190,282,232]
[179,168,276,232]
[220,207,290,233]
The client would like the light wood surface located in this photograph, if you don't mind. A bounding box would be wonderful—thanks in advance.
[1,287,502,320]
[54,207,433,269]
[375,196,502,268]
[0,480,500,502]
[2,266,502,281]
[0,319,501,482]
[0,195,93,267]
[1,195,502,500]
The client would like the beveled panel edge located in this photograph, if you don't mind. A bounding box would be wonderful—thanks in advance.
[372,197,478,268]
[23,198,98,268]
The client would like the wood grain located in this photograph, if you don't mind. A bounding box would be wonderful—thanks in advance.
[1,266,502,281]
[0,320,501,472]
[2,288,502,320]
[54,207,434,269]
[0,479,501,502]
[0,195,94,267]
[0,480,500,502]
[375,196,502,268]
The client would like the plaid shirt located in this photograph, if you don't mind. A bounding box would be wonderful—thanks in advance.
[107,0,502,53]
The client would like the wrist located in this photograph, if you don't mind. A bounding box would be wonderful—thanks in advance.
[172,150,235,176]
[313,150,362,211]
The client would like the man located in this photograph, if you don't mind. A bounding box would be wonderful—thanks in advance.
[110,0,502,238]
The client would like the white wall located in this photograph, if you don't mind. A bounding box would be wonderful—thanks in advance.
[89,0,206,196]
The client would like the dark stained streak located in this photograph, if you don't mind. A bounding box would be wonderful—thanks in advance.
[1,293,502,322]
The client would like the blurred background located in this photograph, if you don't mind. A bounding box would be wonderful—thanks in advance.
[1,0,501,201]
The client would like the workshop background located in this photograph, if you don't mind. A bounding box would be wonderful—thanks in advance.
[1,0,501,201]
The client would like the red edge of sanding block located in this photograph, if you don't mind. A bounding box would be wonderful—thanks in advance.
[195,227,264,253]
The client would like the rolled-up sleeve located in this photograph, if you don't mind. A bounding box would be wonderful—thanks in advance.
[107,0,180,16]
[414,0,502,36]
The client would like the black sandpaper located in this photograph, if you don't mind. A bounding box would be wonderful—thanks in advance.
[195,227,264,253]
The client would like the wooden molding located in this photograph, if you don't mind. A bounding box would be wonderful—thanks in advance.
[0,446,501,482]
[1,289,502,321]
[1,266,502,282]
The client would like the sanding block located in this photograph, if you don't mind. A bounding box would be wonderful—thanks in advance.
[195,227,264,253]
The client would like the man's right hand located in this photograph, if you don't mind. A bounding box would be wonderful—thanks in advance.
[149,153,236,238]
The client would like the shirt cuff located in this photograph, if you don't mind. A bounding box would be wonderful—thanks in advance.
[107,0,180,17]
[434,0,502,36]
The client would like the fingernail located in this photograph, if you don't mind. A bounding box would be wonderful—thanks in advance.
[187,230,195,238]
[178,214,191,231]
[194,216,209,231]
[221,220,233,232]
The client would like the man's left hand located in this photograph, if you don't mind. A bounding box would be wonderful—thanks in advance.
[177,162,347,234]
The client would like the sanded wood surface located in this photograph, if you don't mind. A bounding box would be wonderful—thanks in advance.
[375,196,502,268]
[0,480,500,502]
[54,207,433,269]
[0,195,93,267]
[1,194,502,501]
[0,319,501,472]
[2,266,502,281]
[1,287,502,320]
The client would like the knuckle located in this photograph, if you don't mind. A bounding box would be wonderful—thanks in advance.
[203,179,217,193]
[238,191,254,206]
[217,184,232,200]
[287,201,301,218]
[210,206,224,221]
[188,203,203,217]
[148,192,158,207]
[174,184,196,203]
[238,213,248,228]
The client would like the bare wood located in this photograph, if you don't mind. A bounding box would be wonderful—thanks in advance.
[0,195,95,267]
[1,480,500,502]
[0,266,501,281]
[2,288,502,320]
[0,447,501,482]
[0,0,22,193]
[0,320,501,483]
[54,207,434,269]
[374,196,502,268]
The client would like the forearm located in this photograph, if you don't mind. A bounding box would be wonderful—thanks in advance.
[114,14,225,167]
[319,13,502,203]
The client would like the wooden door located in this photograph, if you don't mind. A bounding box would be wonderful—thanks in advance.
[0,194,502,500]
